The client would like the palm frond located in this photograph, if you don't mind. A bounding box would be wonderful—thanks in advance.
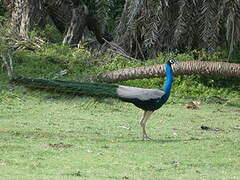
[96,0,111,25]
[173,0,192,49]
[225,0,240,59]
[200,0,219,52]
[114,0,240,59]
[142,0,161,57]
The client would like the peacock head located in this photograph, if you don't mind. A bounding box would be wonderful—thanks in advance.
[166,58,177,66]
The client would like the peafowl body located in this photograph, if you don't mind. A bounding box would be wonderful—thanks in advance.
[13,59,176,140]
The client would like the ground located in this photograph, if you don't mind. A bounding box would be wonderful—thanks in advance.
[0,91,240,179]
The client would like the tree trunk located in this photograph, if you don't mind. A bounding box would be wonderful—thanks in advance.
[62,7,111,46]
[45,0,72,33]
[7,0,111,46]
[88,61,240,83]
[10,0,44,37]
[62,6,87,45]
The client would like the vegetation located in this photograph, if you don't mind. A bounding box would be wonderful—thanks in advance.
[1,0,240,59]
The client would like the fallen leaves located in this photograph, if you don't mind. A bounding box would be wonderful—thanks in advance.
[48,142,72,148]
[201,125,223,131]
[0,162,7,166]
[185,101,200,110]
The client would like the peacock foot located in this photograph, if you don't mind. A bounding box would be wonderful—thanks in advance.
[142,134,152,140]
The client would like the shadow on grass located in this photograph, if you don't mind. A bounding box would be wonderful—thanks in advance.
[4,128,206,144]
[5,129,66,140]
[86,135,203,144]
[124,137,202,144]
[225,102,240,108]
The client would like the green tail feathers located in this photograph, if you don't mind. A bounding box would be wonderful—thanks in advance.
[13,77,119,98]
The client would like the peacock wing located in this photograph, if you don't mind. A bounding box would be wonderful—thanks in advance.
[117,85,165,101]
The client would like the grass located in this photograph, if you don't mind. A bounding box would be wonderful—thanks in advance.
[0,88,240,180]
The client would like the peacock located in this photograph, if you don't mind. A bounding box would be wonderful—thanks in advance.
[12,59,176,140]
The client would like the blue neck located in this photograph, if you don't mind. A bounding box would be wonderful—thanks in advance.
[163,63,173,93]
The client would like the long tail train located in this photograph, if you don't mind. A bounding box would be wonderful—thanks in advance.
[12,76,119,98]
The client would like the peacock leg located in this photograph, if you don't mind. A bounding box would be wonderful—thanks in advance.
[139,111,146,126]
[139,111,153,140]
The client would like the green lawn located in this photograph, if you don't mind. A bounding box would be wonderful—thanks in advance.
[0,92,240,180]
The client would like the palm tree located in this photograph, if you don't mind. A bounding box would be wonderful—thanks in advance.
[115,0,240,59]
[3,0,240,60]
